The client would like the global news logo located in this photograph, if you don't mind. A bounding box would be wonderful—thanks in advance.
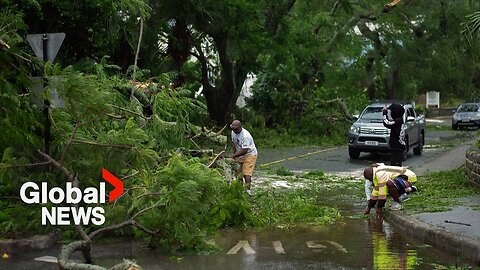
[19,168,124,226]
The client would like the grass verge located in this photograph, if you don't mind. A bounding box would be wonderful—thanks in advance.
[402,166,480,213]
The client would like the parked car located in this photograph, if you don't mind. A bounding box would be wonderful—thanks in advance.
[452,103,480,130]
[348,101,426,160]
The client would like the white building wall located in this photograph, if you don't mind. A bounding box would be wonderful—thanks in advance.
[236,74,257,108]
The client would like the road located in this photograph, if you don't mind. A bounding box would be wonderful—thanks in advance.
[257,129,476,177]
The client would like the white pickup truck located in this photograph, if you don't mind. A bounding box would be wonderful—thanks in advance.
[347,101,426,160]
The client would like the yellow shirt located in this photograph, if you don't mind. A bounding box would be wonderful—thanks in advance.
[368,166,417,200]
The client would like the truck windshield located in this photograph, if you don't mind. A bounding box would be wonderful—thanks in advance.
[360,107,384,120]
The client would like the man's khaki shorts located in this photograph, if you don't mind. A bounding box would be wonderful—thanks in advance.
[235,154,257,176]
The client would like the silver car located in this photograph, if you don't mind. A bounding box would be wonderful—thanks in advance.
[452,103,480,130]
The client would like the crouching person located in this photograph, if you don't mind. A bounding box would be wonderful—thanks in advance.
[363,165,418,218]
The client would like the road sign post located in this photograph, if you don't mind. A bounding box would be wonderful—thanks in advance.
[27,33,65,155]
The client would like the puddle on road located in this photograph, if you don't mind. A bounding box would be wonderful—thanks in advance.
[2,215,475,270]
[2,173,477,270]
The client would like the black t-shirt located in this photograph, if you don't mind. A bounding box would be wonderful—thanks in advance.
[382,110,406,150]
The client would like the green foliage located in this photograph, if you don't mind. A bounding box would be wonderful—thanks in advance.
[252,188,341,226]
[0,8,41,155]
[275,166,294,176]
[246,84,365,147]
[208,180,256,228]
[122,154,226,251]
[0,55,230,252]
[301,170,327,180]
[0,201,53,237]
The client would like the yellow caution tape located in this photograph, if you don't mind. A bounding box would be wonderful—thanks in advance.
[258,147,337,168]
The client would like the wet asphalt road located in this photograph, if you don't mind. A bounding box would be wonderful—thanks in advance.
[256,129,476,177]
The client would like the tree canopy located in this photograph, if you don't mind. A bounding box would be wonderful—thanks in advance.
[1,2,480,268]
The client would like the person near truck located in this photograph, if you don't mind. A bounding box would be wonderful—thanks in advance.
[363,164,417,218]
[382,102,406,166]
[228,119,258,196]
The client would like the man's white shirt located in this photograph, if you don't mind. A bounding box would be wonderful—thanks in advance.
[231,128,257,156]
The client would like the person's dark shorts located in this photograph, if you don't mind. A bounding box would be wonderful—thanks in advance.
[392,176,412,194]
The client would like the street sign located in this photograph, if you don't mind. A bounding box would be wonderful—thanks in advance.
[27,33,65,62]
[26,33,66,155]
[30,76,65,108]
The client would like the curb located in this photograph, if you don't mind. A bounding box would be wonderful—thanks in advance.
[384,210,480,263]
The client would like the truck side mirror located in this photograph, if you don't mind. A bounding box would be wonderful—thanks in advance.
[352,114,359,121]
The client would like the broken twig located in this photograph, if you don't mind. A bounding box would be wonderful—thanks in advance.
[444,220,471,226]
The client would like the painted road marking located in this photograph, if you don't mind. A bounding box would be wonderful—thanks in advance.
[258,148,337,168]
[227,240,256,255]
[34,256,58,263]
[273,241,286,254]
[325,240,348,253]
[306,240,327,249]
[225,240,348,255]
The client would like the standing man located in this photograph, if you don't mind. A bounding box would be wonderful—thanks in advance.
[229,120,258,196]
[382,103,406,166]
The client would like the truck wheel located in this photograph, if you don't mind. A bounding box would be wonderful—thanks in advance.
[349,149,360,159]
[413,133,424,156]
[452,124,458,130]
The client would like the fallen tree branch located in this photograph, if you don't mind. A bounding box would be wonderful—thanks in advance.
[0,160,51,169]
[0,38,10,49]
[88,203,161,239]
[58,240,142,270]
[87,220,134,240]
[71,139,133,149]
[132,221,158,236]
[60,119,96,165]
[190,125,227,145]
[35,152,153,269]
[121,171,140,180]
[208,144,228,168]
[37,150,76,182]
[189,137,202,150]
[37,150,91,241]
[208,150,225,168]
[132,17,144,83]
[209,124,228,138]
[131,203,161,220]
[110,104,151,120]
[107,113,125,119]
[135,192,165,200]
[317,98,354,122]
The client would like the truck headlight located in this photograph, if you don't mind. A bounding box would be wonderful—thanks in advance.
[472,114,480,120]
[350,125,360,133]
[453,114,459,120]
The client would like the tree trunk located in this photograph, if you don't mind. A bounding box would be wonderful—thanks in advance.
[202,33,248,124]
[387,66,400,99]
[203,73,247,124]
[167,17,190,87]
[114,33,135,72]
[365,51,376,100]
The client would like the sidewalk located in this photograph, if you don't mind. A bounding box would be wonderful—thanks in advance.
[385,140,480,263]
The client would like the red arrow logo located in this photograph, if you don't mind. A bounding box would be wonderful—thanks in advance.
[102,168,124,202]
